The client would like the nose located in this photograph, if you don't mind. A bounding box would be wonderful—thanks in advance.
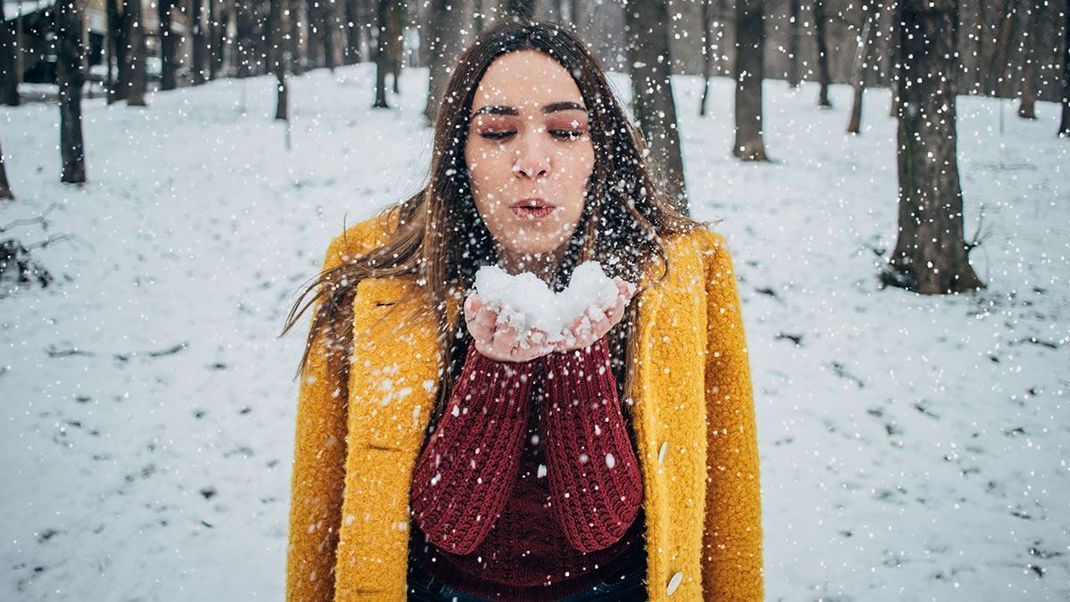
[512,133,551,179]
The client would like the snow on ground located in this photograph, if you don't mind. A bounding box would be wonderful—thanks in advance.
[0,63,1067,601]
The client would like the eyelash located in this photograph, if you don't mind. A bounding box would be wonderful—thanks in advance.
[479,130,584,141]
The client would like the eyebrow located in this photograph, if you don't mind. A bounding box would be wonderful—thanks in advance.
[471,101,588,117]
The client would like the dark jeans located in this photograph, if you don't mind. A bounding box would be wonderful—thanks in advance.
[407,545,647,601]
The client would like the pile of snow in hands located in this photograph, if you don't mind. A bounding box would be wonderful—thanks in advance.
[471,261,632,346]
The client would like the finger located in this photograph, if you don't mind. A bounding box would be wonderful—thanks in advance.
[464,294,482,318]
[493,323,520,356]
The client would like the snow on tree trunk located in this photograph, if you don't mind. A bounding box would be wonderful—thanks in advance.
[733,0,769,161]
[55,0,86,184]
[624,0,688,211]
[884,0,984,294]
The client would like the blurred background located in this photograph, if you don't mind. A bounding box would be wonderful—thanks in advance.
[1,1,1068,600]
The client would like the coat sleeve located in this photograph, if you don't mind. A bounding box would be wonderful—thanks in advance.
[701,230,765,600]
[285,234,356,602]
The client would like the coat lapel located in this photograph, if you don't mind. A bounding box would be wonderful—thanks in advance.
[332,233,710,600]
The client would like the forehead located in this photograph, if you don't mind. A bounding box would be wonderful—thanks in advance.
[471,50,584,113]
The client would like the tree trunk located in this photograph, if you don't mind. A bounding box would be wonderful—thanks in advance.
[343,0,362,64]
[847,0,882,134]
[159,0,178,89]
[884,0,983,294]
[733,0,769,161]
[423,0,466,125]
[507,0,536,19]
[289,0,305,74]
[373,0,390,108]
[1017,0,1049,119]
[388,0,404,94]
[788,0,801,88]
[0,136,13,199]
[0,0,18,106]
[700,0,714,116]
[191,0,208,84]
[1059,0,1070,136]
[126,0,148,105]
[324,0,337,72]
[105,0,125,103]
[56,0,86,183]
[625,0,688,210]
[813,0,832,107]
[270,0,289,120]
[986,0,1019,98]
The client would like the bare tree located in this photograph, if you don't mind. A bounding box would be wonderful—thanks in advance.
[289,0,306,74]
[0,0,20,106]
[1016,0,1049,119]
[55,0,86,183]
[847,0,884,133]
[343,0,363,64]
[387,0,405,94]
[0,136,12,199]
[423,0,466,125]
[733,0,769,161]
[700,0,714,115]
[625,0,688,210]
[270,0,289,120]
[125,0,148,105]
[787,0,802,88]
[374,0,390,108]
[985,0,1020,98]
[105,0,125,103]
[813,0,832,107]
[882,0,983,294]
[192,0,209,84]
[1060,0,1070,136]
[160,0,178,89]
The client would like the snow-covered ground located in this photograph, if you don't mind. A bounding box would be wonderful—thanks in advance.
[1,63,1067,601]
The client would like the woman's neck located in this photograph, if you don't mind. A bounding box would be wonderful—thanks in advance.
[495,242,567,283]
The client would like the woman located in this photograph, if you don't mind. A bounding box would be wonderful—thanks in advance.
[282,20,763,602]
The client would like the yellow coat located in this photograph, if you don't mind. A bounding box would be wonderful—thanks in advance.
[286,211,765,601]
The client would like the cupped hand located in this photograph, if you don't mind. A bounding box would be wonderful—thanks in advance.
[554,277,637,353]
[464,294,556,363]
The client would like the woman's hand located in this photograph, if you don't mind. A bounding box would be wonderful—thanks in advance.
[554,278,637,353]
[464,294,556,363]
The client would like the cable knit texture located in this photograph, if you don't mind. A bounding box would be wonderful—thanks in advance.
[540,335,644,554]
[407,338,643,600]
[285,209,764,602]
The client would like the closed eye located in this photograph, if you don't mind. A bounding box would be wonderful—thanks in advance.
[478,130,585,141]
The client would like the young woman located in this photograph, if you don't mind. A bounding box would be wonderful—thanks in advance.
[282,20,764,602]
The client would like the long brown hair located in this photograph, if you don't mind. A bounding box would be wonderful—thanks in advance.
[281,19,709,442]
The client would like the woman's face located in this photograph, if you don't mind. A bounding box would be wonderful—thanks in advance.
[464,50,595,259]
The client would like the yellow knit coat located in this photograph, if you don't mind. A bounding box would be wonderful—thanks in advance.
[286,211,765,601]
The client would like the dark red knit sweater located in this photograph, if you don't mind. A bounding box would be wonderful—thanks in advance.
[409,335,644,601]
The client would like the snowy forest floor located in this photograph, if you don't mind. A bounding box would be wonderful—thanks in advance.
[1,63,1067,601]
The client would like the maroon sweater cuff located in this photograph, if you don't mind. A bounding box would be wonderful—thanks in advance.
[409,339,539,555]
[538,336,644,554]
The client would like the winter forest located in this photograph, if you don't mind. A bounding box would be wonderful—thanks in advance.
[1,0,1068,600]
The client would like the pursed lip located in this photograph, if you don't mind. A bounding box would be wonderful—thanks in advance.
[509,197,556,210]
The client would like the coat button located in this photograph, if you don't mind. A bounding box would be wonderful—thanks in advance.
[667,571,684,596]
